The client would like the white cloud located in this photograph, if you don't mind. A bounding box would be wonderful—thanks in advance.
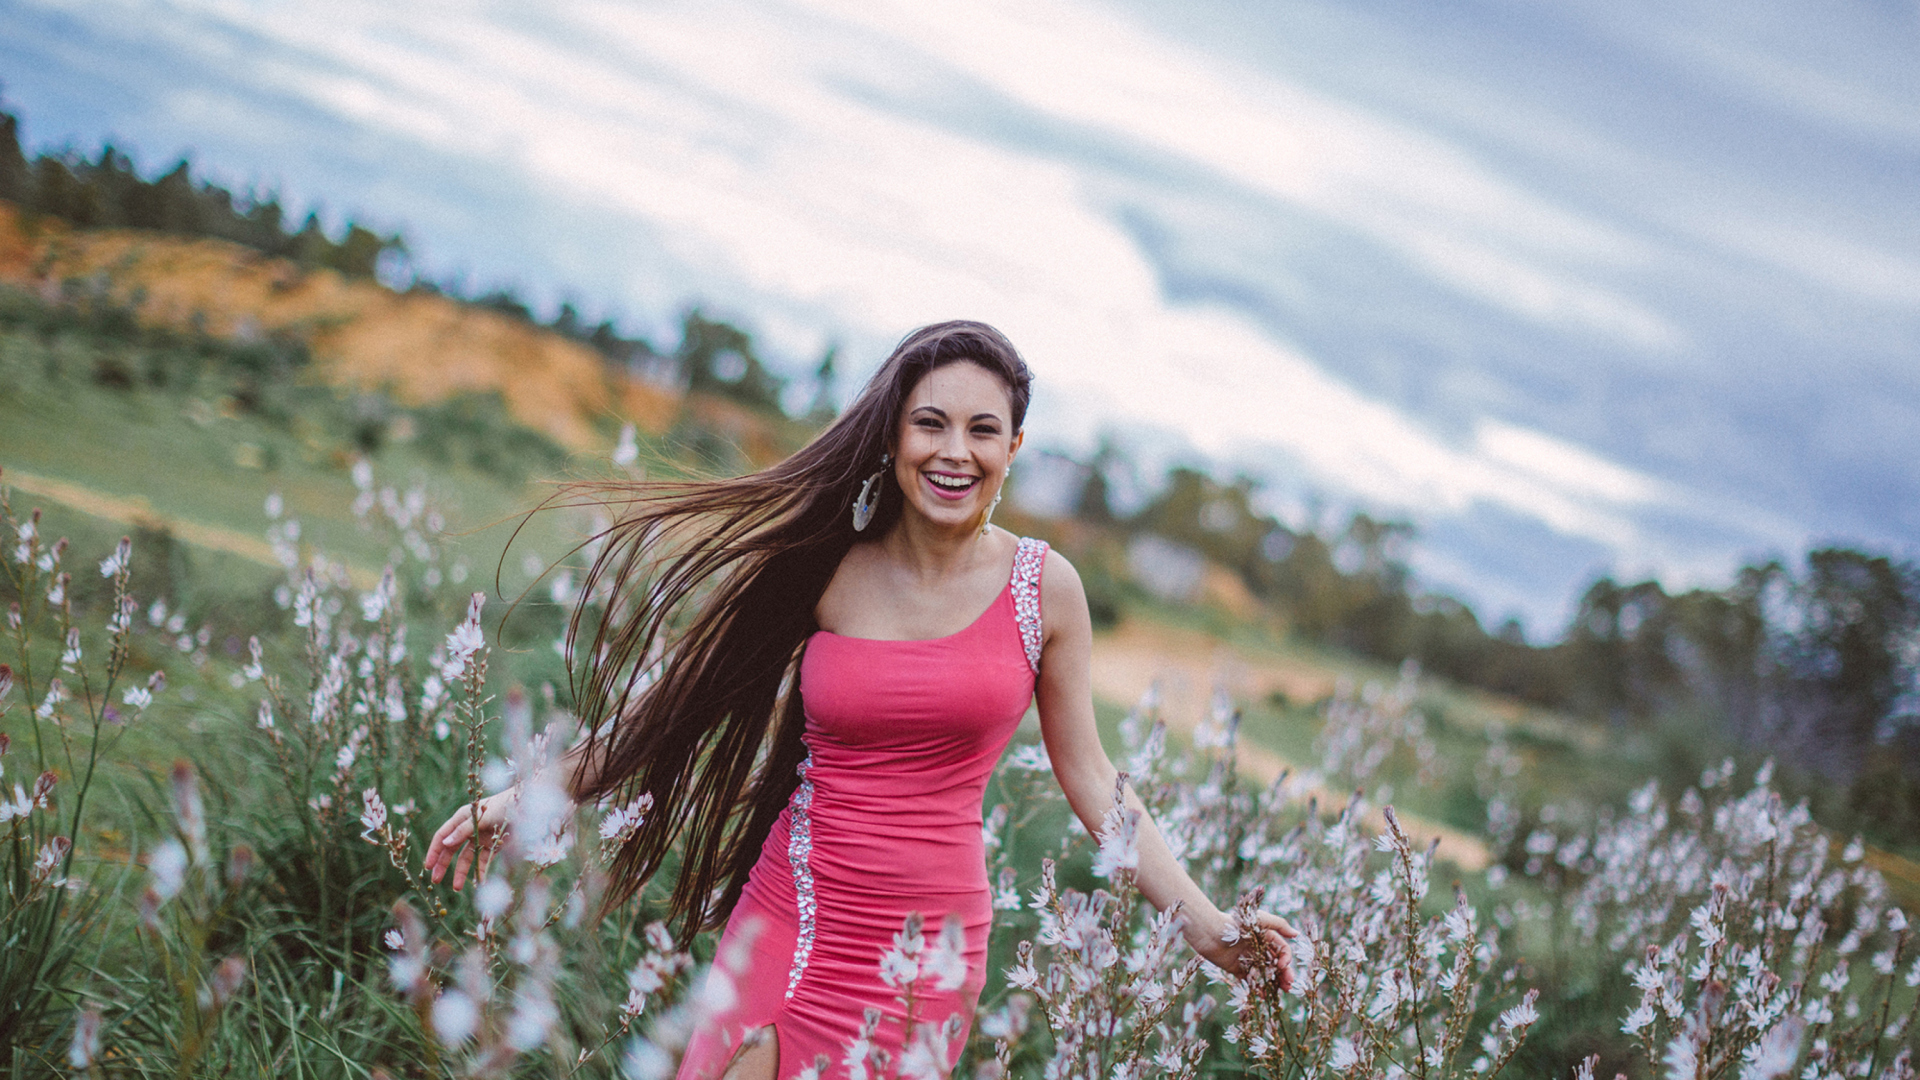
[12,0,1890,621]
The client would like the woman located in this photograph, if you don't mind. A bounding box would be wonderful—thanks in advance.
[426,321,1295,1079]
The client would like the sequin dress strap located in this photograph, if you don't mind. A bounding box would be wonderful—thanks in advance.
[784,751,817,999]
[1011,537,1048,673]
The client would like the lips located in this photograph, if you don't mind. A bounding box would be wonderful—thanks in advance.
[923,471,979,501]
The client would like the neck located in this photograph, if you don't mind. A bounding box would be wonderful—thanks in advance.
[882,513,995,580]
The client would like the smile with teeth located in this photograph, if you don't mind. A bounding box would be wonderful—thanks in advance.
[924,472,979,499]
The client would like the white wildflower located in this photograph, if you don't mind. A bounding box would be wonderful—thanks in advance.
[1007,743,1051,772]
[149,839,188,901]
[599,793,653,843]
[0,786,30,824]
[1743,1017,1806,1080]
[107,595,134,636]
[441,593,486,678]
[360,567,396,623]
[612,423,639,466]
[1664,1034,1699,1080]
[359,789,388,842]
[922,917,968,992]
[37,679,68,721]
[692,966,737,1018]
[475,876,513,920]
[506,984,558,1051]
[431,990,479,1045]
[548,569,574,606]
[1445,904,1477,942]
[880,916,926,988]
[1092,778,1140,878]
[68,1008,102,1070]
[622,1040,675,1080]
[99,537,131,578]
[1499,991,1540,1030]
[33,836,69,881]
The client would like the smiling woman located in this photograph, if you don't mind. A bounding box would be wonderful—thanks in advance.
[423,320,1297,1080]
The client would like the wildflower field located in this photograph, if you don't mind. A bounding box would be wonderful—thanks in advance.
[2,286,1917,1080]
[1,456,1915,1080]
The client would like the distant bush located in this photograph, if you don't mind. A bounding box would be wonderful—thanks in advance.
[410,392,571,485]
[0,283,310,418]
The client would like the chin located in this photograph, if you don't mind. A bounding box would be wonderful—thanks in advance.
[909,501,981,530]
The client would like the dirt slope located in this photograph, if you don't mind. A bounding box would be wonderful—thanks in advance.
[0,203,678,449]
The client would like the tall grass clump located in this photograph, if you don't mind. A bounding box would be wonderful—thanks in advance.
[1,472,165,1073]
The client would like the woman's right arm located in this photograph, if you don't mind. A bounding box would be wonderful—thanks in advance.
[423,737,605,889]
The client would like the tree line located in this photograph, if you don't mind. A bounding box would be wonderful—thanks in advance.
[1092,461,1920,840]
[0,102,403,279]
[0,99,833,423]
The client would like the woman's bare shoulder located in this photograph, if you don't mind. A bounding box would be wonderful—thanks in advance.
[1037,546,1089,626]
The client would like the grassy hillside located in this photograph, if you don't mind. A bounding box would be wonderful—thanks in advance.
[0,201,683,451]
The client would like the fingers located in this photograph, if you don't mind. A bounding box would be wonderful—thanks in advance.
[1259,923,1298,994]
[426,814,473,883]
[452,840,476,891]
[425,796,514,891]
[1258,912,1299,938]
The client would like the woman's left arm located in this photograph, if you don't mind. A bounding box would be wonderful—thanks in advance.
[1034,550,1296,989]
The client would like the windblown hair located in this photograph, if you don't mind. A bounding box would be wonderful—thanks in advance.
[566,319,1032,935]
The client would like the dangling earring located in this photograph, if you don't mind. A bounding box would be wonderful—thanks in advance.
[979,490,1002,536]
[851,453,890,532]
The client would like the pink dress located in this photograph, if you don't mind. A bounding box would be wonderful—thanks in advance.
[677,538,1048,1080]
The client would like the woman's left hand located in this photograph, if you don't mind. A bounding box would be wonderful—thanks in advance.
[1196,910,1299,992]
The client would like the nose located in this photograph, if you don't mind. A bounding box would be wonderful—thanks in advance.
[937,425,970,462]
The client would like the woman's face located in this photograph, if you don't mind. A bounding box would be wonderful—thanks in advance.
[891,361,1023,534]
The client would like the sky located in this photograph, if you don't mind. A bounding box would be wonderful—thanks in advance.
[3,0,1917,633]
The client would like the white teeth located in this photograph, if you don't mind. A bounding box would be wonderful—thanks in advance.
[928,474,975,489]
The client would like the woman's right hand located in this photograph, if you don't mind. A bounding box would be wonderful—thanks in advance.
[425,788,516,890]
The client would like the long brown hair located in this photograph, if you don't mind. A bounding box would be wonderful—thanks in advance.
[567,319,1033,934]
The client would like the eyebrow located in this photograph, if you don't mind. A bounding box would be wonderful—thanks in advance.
[910,405,1004,423]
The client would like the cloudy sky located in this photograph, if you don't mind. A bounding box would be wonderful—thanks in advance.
[4,0,1917,632]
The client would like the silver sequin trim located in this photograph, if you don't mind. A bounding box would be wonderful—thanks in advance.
[1012,538,1047,672]
[784,752,817,999]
